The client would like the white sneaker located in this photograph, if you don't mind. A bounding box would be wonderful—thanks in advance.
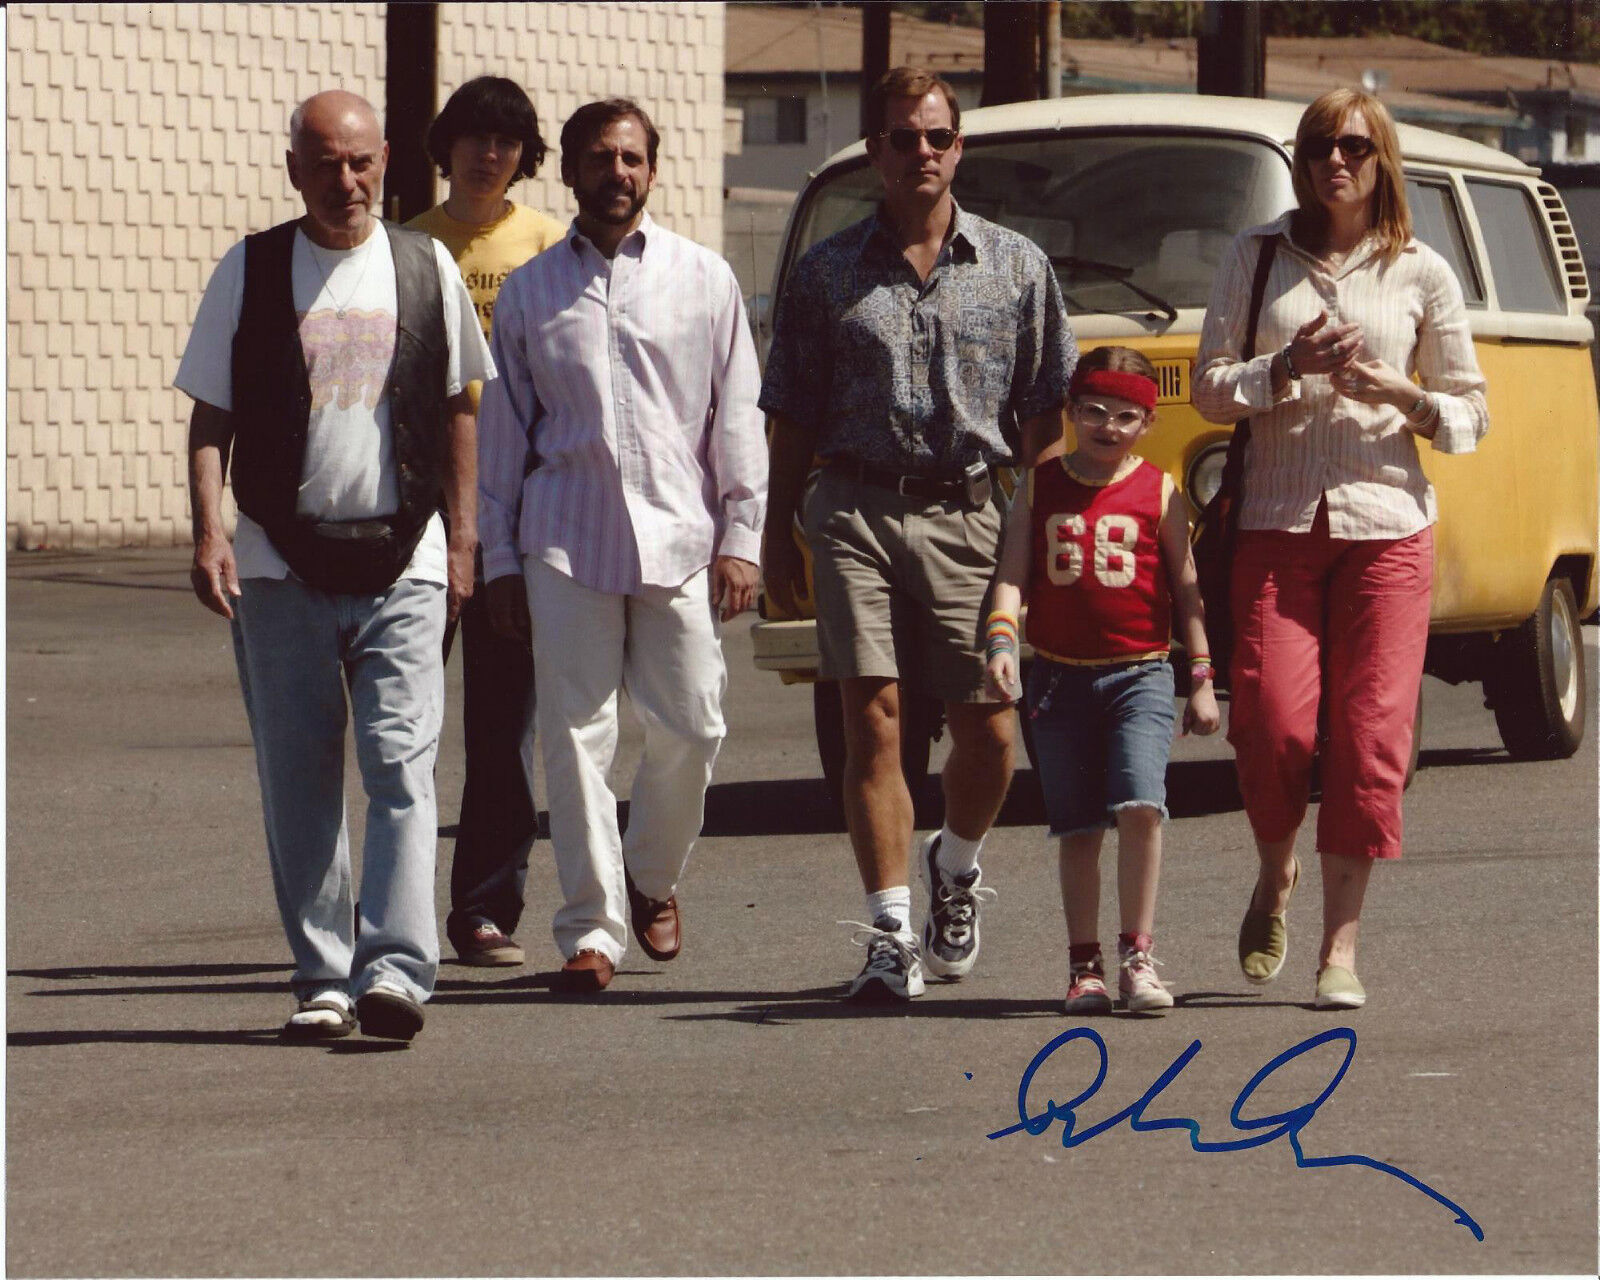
[843,915,925,1000]
[918,833,997,981]
[1118,939,1174,1013]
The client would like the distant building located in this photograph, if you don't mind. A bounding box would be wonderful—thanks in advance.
[8,3,728,551]
[725,4,982,191]
[724,6,1594,198]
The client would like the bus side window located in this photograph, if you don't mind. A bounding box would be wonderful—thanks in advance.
[1406,177,1485,306]
[1466,179,1567,313]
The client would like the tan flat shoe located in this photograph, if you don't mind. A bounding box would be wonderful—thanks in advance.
[1238,856,1299,984]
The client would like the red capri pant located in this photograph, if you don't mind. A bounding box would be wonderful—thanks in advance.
[1228,502,1432,861]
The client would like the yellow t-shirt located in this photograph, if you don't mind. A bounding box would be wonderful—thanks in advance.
[406,201,567,406]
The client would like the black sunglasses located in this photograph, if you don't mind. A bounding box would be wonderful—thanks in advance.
[878,126,959,154]
[1301,133,1377,162]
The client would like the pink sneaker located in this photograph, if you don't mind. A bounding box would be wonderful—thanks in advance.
[1063,961,1113,1014]
[1118,937,1173,1013]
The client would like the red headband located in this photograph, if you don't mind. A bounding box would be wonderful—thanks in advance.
[1069,368,1158,412]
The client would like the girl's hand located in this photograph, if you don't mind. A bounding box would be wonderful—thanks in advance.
[987,652,1020,704]
[1182,685,1220,736]
[1331,356,1416,409]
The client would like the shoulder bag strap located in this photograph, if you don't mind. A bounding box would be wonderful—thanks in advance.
[1219,232,1279,481]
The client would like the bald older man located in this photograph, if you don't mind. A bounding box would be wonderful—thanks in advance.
[176,91,493,1042]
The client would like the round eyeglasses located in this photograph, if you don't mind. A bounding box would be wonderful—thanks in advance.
[1073,402,1148,430]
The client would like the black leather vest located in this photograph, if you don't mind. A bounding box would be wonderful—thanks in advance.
[230,219,448,594]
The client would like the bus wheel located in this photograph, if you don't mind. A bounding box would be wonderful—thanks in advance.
[1488,575,1586,760]
[813,680,938,818]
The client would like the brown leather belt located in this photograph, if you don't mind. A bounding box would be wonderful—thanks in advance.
[827,459,969,502]
[311,519,394,541]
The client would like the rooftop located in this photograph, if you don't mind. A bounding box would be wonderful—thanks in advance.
[726,5,1599,128]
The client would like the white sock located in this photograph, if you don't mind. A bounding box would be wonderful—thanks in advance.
[865,886,912,935]
[934,827,984,878]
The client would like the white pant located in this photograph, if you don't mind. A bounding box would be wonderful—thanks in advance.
[525,558,727,962]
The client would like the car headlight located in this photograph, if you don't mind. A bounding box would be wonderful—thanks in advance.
[1185,441,1231,511]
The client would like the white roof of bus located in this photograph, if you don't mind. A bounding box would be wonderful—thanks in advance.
[813,93,1535,179]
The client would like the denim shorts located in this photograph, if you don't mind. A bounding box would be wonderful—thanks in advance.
[1026,657,1176,836]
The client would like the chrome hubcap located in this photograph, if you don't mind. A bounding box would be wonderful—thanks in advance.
[1551,593,1579,723]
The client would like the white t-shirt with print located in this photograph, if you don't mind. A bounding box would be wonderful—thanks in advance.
[175,223,495,583]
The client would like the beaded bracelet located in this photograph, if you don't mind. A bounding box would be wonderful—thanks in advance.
[985,610,1019,662]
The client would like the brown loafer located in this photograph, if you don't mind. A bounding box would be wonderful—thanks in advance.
[555,948,615,993]
[624,868,681,961]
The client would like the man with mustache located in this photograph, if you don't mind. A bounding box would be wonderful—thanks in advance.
[478,99,767,992]
[176,90,493,1041]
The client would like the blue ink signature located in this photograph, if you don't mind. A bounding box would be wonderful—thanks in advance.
[986,1026,1482,1241]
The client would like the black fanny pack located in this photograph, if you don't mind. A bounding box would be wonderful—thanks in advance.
[265,513,430,595]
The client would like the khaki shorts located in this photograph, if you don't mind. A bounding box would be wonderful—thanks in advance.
[802,468,1004,703]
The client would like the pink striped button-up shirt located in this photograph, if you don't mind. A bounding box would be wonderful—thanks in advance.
[1194,212,1489,540]
[478,213,767,593]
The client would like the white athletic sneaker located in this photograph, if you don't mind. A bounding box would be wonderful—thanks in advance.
[918,833,996,981]
[843,915,926,1000]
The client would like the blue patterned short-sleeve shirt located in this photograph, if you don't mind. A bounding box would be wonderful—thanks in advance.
[759,202,1076,476]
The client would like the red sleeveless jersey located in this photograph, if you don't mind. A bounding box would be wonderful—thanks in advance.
[1026,457,1173,664]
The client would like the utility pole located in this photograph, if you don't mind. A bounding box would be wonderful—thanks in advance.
[982,0,1040,107]
[1038,1,1062,100]
[384,3,438,221]
[1196,0,1265,99]
[860,1,891,135]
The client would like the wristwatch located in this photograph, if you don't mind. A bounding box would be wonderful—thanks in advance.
[1189,663,1216,684]
[1280,342,1301,380]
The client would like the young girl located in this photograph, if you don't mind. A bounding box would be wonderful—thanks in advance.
[986,346,1220,1013]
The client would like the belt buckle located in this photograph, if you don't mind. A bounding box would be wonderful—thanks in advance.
[896,474,916,497]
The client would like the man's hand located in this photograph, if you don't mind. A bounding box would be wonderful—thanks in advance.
[760,532,807,620]
[712,555,760,622]
[446,535,477,623]
[191,531,241,619]
[484,574,531,647]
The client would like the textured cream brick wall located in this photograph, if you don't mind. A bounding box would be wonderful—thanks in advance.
[8,3,387,549]
[436,2,725,253]
[8,2,725,550]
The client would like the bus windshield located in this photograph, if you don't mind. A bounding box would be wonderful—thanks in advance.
[789,131,1295,317]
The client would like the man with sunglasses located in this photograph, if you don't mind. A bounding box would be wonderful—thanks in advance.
[761,66,1076,1001]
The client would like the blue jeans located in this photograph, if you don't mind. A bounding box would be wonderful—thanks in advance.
[1026,657,1176,837]
[230,575,445,1003]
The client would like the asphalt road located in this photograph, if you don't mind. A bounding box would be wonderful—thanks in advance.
[6,549,1597,1277]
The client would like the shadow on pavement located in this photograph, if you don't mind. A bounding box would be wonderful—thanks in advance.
[1175,990,1321,1011]
[10,962,290,981]
[5,964,1318,1044]
[433,743,1521,844]
[1415,746,1509,769]
[23,980,296,997]
[8,572,190,591]
[8,1028,285,1048]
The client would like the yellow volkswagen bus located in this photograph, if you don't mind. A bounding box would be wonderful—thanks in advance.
[753,94,1597,795]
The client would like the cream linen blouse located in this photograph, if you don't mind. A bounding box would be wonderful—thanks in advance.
[1194,211,1489,540]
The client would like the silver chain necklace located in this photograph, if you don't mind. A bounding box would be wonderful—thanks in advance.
[304,237,373,317]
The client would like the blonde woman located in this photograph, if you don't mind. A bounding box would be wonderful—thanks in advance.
[1193,88,1488,1009]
